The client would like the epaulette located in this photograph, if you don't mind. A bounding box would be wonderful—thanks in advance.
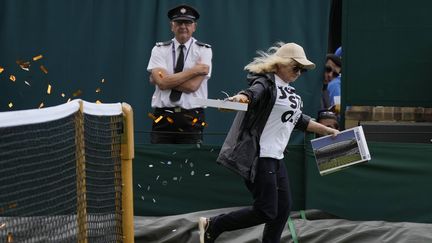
[195,41,211,48]
[155,40,173,47]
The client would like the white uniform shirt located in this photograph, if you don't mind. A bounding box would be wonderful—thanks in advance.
[259,75,304,159]
[147,37,212,109]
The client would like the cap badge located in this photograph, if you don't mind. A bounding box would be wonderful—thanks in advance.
[180,8,186,14]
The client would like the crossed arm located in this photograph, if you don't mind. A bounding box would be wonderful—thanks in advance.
[150,63,209,93]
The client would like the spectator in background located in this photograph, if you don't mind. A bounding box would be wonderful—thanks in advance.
[321,53,341,109]
[334,46,342,58]
[327,47,342,109]
[147,4,212,144]
[316,110,339,137]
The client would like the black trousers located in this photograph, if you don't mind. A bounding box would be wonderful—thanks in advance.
[209,157,292,243]
[150,107,205,144]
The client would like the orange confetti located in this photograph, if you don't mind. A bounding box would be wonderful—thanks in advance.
[47,84,52,94]
[201,122,206,127]
[9,75,16,82]
[95,87,101,93]
[39,102,44,109]
[0,66,4,74]
[8,102,13,108]
[166,117,174,124]
[154,116,163,123]
[148,113,156,120]
[17,60,30,71]
[96,100,102,104]
[72,89,82,97]
[33,54,43,61]
[40,65,48,74]
[192,118,198,125]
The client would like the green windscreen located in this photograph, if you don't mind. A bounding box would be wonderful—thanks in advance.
[342,0,432,107]
[0,0,332,145]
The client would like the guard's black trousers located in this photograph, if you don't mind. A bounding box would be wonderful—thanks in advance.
[150,107,204,144]
[209,157,293,243]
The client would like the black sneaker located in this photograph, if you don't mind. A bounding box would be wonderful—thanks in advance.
[198,217,214,243]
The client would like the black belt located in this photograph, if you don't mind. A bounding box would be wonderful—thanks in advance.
[155,107,204,113]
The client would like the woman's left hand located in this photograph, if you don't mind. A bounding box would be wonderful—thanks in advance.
[326,127,340,137]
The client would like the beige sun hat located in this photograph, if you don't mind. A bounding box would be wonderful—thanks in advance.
[275,43,316,69]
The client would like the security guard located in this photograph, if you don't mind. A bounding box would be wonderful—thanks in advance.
[147,4,212,144]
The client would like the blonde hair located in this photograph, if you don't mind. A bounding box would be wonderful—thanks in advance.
[244,42,296,73]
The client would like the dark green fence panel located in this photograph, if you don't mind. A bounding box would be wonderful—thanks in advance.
[305,141,432,223]
[133,144,306,216]
[342,0,432,107]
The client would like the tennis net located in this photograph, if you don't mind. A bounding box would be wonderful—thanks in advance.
[0,100,134,243]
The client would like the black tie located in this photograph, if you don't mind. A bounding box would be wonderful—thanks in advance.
[170,44,185,102]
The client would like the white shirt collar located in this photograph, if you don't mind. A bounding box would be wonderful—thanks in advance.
[173,37,194,50]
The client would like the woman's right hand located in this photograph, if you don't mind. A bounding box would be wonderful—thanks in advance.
[228,94,249,103]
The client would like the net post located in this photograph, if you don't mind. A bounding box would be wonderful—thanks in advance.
[76,100,88,243]
[121,102,135,243]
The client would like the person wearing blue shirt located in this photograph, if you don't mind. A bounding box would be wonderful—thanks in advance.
[327,73,341,107]
[327,47,342,108]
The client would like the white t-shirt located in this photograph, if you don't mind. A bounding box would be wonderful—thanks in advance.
[259,75,304,159]
[147,37,212,109]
